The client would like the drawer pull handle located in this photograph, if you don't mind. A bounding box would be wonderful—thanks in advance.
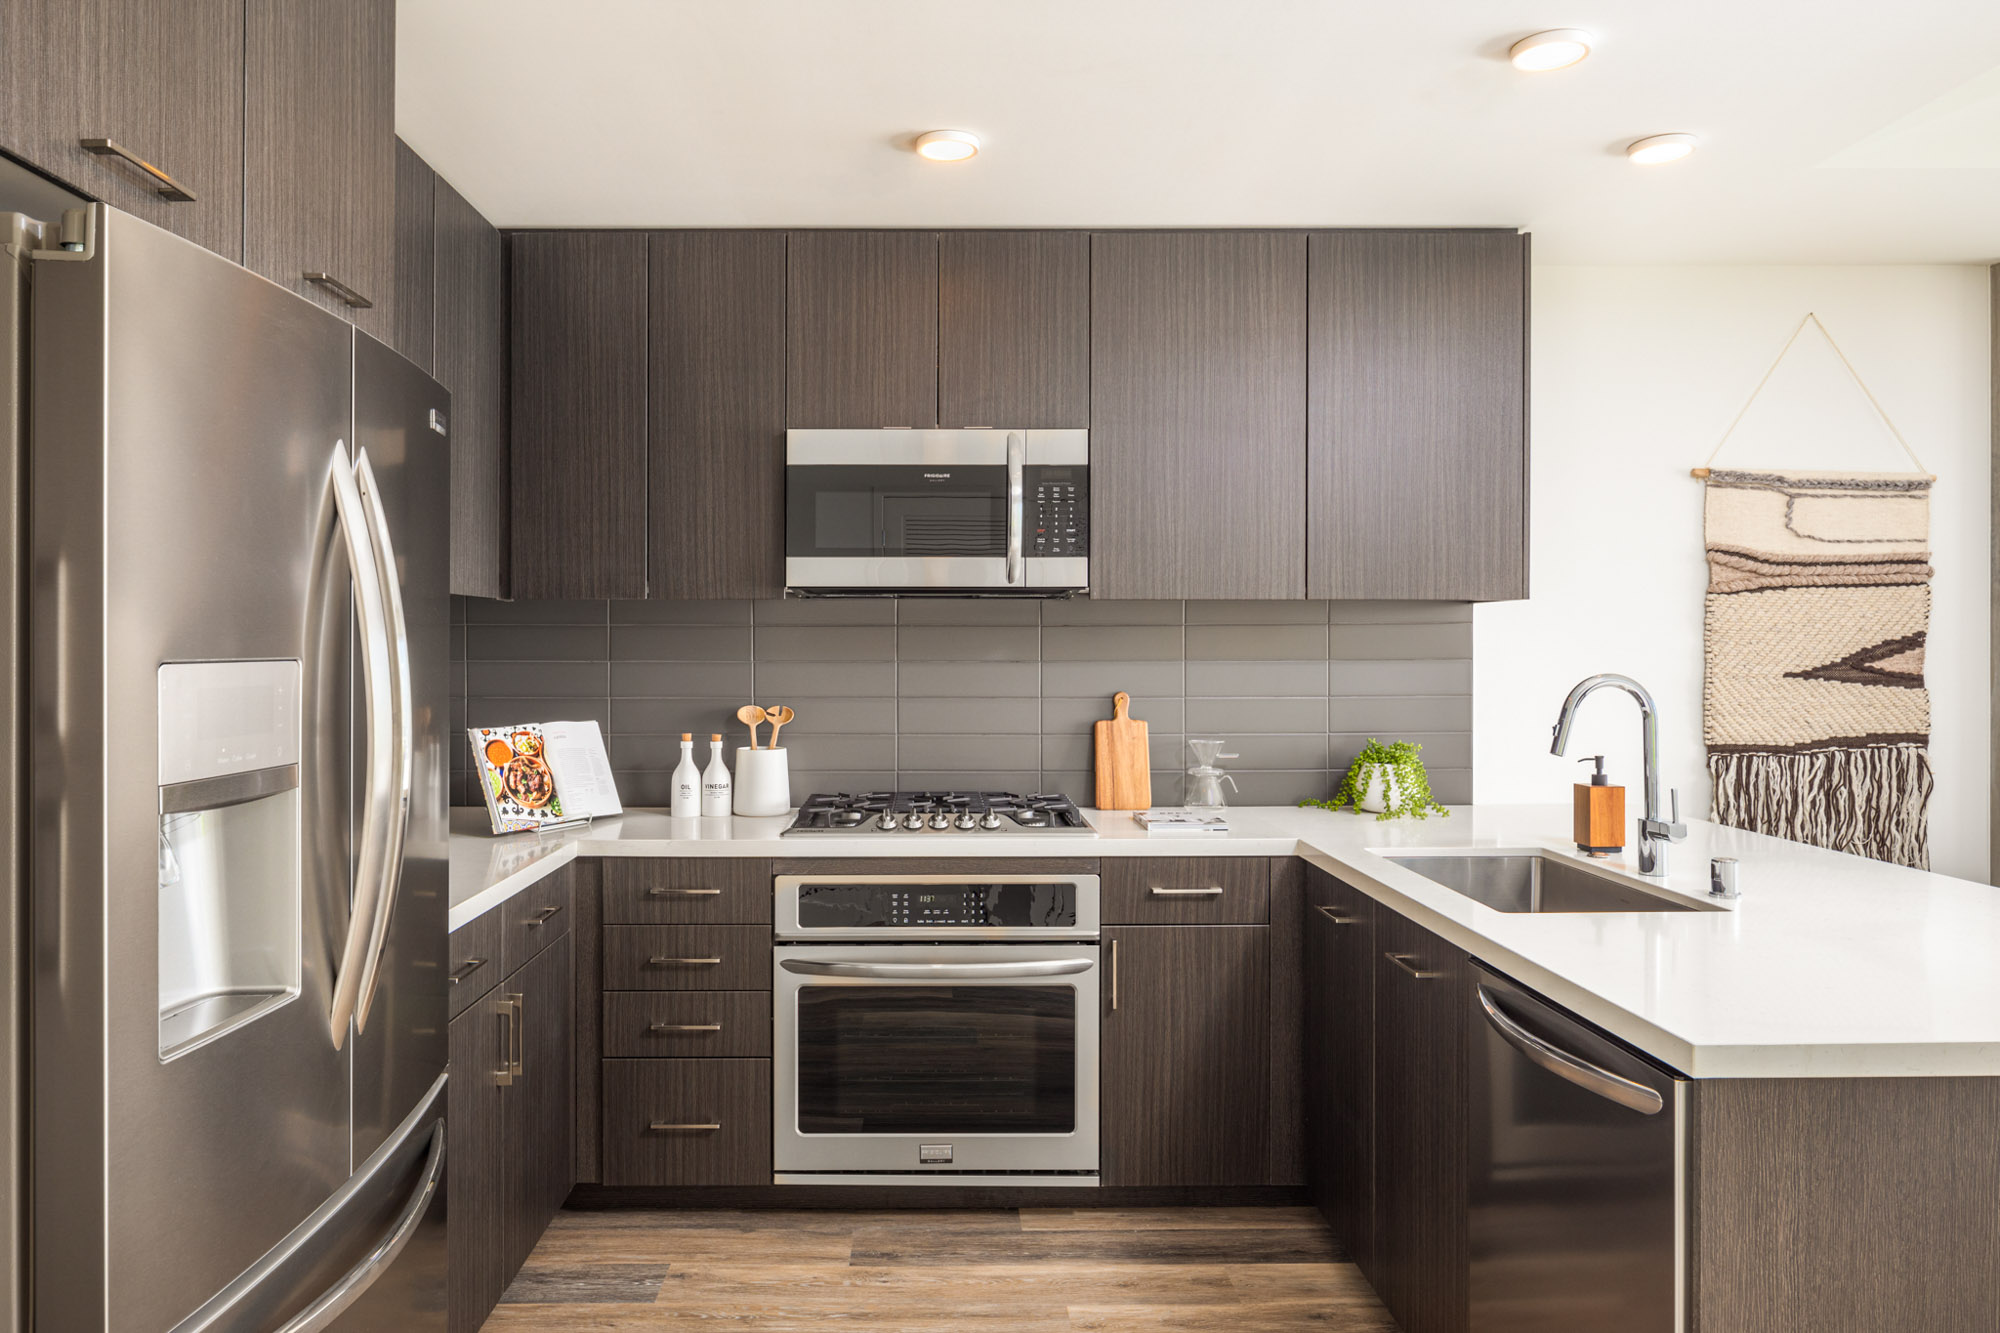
[648,887,721,897]
[526,905,563,927]
[1385,952,1443,980]
[80,137,196,201]
[303,272,375,309]
[650,1122,722,1133]
[1149,886,1224,897]
[1315,906,1358,925]
[650,1023,723,1033]
[448,957,488,985]
[649,956,722,966]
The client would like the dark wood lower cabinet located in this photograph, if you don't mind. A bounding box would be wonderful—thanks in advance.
[446,991,508,1333]
[506,934,574,1274]
[1101,925,1270,1186]
[1303,869,1377,1276]
[602,1059,772,1186]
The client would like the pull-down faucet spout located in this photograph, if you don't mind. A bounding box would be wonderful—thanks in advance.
[1550,674,1686,876]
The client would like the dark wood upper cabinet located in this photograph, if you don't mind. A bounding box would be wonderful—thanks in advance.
[938,231,1090,427]
[0,0,245,259]
[1089,231,1307,599]
[1102,924,1270,1186]
[244,0,396,339]
[508,230,648,600]
[787,230,938,427]
[435,175,508,599]
[649,231,787,599]
[391,140,435,376]
[1308,230,1528,600]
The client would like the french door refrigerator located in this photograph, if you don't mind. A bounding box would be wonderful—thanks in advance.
[14,203,449,1332]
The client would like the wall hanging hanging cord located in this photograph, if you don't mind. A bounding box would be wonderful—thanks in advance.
[1688,311,1933,481]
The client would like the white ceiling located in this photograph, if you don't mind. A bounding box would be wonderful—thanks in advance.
[396,0,2000,263]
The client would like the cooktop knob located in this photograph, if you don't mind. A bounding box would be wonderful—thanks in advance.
[979,810,1004,830]
[928,811,952,830]
[953,812,978,830]
[876,812,898,831]
[902,812,926,830]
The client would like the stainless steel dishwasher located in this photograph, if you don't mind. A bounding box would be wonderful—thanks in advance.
[1469,963,1686,1333]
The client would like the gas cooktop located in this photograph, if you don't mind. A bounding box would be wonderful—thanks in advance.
[781,790,1097,836]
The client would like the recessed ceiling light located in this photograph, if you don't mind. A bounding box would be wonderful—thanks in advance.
[1626,133,1698,165]
[915,130,980,162]
[1508,29,1593,71]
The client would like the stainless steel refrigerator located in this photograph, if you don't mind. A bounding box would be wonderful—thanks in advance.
[9,203,449,1332]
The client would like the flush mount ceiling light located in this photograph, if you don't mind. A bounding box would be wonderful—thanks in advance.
[914,130,980,162]
[1508,29,1594,71]
[1626,132,1698,165]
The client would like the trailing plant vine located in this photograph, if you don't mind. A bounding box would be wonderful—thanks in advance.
[1300,738,1449,821]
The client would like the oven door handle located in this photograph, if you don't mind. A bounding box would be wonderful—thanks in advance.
[780,957,1095,980]
[1005,429,1025,585]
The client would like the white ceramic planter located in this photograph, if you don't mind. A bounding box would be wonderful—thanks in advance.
[733,747,791,817]
[1356,763,1402,814]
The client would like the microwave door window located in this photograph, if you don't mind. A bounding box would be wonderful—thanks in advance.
[788,465,1008,558]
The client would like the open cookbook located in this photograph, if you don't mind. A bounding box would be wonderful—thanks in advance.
[468,720,624,833]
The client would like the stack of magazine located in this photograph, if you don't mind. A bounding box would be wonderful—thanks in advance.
[1131,809,1231,836]
[468,719,623,833]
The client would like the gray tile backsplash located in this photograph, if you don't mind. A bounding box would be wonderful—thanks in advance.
[450,598,1473,811]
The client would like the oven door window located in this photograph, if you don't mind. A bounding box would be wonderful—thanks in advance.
[795,984,1076,1134]
[787,465,1008,558]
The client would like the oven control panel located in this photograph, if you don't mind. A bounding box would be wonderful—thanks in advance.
[796,881,1079,929]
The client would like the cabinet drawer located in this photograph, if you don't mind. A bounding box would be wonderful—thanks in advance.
[1104,859,1269,924]
[602,1059,771,1186]
[603,858,773,924]
[603,926,773,991]
[497,870,574,977]
[603,992,772,1058]
[446,909,505,1019]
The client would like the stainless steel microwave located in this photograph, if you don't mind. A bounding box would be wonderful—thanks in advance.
[784,429,1088,595]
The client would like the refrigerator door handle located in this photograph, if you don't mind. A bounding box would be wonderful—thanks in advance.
[270,1119,445,1333]
[350,447,413,1033]
[326,440,397,1049]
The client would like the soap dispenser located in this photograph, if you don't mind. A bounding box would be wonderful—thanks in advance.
[1573,755,1625,857]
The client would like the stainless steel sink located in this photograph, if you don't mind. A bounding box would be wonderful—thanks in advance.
[1385,852,1717,913]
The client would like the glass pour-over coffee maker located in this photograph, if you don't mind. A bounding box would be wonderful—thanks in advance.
[1184,739,1239,813]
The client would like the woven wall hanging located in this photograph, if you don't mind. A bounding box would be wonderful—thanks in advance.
[1693,315,1935,868]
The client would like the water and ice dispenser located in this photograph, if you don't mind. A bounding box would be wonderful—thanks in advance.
[156,660,302,1058]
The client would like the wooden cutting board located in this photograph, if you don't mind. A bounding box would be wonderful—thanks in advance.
[1094,691,1151,811]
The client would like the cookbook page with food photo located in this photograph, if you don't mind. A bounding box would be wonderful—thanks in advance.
[468,719,623,833]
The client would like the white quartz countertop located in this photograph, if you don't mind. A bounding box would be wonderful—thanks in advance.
[448,803,2000,1080]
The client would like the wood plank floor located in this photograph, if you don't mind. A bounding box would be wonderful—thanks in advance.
[482,1206,1395,1331]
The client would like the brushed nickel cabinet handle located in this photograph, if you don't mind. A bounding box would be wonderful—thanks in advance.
[1315,905,1358,925]
[80,137,196,201]
[448,957,488,984]
[648,887,721,897]
[509,994,524,1077]
[526,905,562,927]
[1110,938,1119,1011]
[1149,886,1223,896]
[650,1122,722,1132]
[303,272,374,309]
[494,995,516,1087]
[650,1023,723,1033]
[649,956,722,966]
[1385,952,1443,980]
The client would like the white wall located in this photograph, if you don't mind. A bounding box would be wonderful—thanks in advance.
[1475,265,1992,881]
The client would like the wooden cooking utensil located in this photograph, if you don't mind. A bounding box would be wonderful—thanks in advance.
[1093,691,1151,811]
[764,705,795,748]
[736,704,767,750]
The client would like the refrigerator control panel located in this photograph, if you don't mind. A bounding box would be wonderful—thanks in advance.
[158,659,300,786]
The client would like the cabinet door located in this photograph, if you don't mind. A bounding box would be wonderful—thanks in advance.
[505,934,574,1277]
[1304,869,1377,1275]
[1102,925,1269,1186]
[447,992,509,1333]
[1373,908,1468,1333]
[649,231,787,598]
[1089,232,1306,598]
[1308,230,1527,600]
[392,140,435,375]
[509,231,648,599]
[787,230,938,427]
[244,0,395,337]
[938,231,1090,428]
[435,175,508,599]
[0,0,244,258]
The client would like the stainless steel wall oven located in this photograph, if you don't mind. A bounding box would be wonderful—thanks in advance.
[773,873,1101,1185]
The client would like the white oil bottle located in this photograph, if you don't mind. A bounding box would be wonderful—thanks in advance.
[670,733,700,817]
[700,733,733,817]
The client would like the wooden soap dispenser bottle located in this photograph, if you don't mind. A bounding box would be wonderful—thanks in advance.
[1574,755,1624,857]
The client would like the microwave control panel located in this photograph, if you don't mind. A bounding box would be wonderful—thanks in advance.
[1029,467,1088,558]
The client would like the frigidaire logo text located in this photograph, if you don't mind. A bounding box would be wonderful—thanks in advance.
[922,472,951,479]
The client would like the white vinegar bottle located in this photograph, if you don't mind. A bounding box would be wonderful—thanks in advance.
[700,733,733,817]
[670,733,700,817]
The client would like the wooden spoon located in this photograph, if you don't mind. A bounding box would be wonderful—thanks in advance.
[735,704,767,750]
[764,705,795,748]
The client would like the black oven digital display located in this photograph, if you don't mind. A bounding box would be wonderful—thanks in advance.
[796,882,1078,929]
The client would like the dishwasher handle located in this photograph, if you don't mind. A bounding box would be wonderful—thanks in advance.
[1476,985,1664,1115]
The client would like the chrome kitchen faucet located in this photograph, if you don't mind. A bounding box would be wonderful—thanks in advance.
[1550,674,1687,876]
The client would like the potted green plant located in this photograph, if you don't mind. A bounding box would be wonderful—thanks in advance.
[1303,739,1449,821]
